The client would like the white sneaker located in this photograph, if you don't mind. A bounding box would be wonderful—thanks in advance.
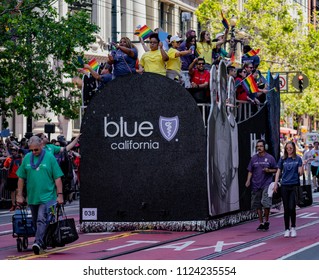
[290,227,297,238]
[284,229,290,238]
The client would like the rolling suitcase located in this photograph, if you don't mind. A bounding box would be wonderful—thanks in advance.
[297,175,313,208]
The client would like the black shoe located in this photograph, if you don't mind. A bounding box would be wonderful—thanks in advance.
[256,224,264,231]
[264,222,270,231]
[32,243,40,255]
[32,243,44,255]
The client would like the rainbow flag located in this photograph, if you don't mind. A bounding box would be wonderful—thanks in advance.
[245,48,260,57]
[82,58,99,73]
[221,11,229,29]
[135,25,153,40]
[313,152,318,158]
[242,74,259,94]
[88,58,99,71]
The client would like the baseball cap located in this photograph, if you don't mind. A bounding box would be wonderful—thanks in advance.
[169,35,183,43]
[215,32,225,40]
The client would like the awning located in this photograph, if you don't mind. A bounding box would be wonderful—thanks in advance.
[84,53,108,64]
[280,127,297,135]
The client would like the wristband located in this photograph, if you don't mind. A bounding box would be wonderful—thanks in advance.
[58,193,63,195]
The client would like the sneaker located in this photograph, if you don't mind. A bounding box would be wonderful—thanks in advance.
[264,222,270,231]
[256,224,264,231]
[32,243,44,255]
[290,227,297,238]
[284,229,290,238]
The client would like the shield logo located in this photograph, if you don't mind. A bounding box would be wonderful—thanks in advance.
[159,116,179,141]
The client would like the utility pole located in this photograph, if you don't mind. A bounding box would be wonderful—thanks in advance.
[111,0,117,43]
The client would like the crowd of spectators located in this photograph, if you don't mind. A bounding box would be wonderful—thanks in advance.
[72,27,268,110]
[0,134,81,210]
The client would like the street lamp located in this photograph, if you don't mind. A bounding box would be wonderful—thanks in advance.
[227,16,252,65]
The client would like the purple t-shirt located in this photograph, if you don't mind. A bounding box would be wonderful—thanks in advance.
[111,48,137,77]
[179,42,196,71]
[247,153,277,190]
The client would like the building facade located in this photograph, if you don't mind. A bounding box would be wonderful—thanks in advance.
[3,0,318,140]
[3,0,202,141]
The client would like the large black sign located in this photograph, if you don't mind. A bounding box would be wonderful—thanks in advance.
[80,73,208,222]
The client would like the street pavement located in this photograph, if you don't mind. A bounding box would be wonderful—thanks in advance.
[0,192,319,260]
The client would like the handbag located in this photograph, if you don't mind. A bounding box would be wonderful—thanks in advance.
[45,205,78,248]
[297,174,313,208]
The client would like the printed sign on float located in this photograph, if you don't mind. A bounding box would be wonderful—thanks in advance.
[80,73,207,222]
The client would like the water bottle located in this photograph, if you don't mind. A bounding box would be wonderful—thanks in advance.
[190,45,195,55]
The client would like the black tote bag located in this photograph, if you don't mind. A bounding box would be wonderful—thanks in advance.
[45,205,79,248]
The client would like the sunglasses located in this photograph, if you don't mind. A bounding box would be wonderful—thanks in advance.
[29,148,39,152]
[197,63,204,65]
[242,71,247,73]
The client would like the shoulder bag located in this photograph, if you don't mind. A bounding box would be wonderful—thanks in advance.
[45,205,79,248]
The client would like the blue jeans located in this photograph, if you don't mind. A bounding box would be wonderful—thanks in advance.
[29,200,56,248]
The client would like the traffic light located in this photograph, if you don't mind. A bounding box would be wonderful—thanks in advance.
[298,74,304,92]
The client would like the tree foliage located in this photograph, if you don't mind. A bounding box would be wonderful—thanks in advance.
[196,0,319,129]
[0,0,99,128]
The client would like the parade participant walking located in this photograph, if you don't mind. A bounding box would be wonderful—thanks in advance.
[16,136,64,255]
[303,143,313,186]
[245,140,277,231]
[274,141,303,238]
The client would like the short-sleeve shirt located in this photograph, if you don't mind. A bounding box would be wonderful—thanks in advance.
[310,149,319,167]
[190,69,210,85]
[16,151,64,204]
[99,74,112,89]
[247,153,277,190]
[44,144,61,155]
[196,41,217,65]
[166,48,181,72]
[277,156,303,185]
[111,48,138,77]
[4,156,22,178]
[179,43,196,71]
[140,49,167,76]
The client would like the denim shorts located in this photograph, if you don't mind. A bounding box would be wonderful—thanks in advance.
[251,186,272,209]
